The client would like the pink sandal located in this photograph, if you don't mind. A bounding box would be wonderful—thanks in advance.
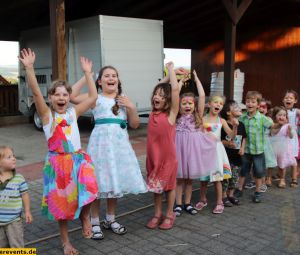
[195,201,208,211]
[159,213,176,230]
[213,203,224,214]
[146,214,163,229]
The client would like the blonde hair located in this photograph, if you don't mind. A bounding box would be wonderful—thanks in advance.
[208,94,226,104]
[245,91,262,104]
[0,146,13,162]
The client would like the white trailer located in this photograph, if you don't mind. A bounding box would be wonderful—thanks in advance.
[18,15,164,130]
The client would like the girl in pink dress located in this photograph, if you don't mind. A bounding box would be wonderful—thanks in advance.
[270,106,297,188]
[146,62,184,230]
[174,70,216,216]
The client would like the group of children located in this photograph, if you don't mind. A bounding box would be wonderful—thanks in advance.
[0,48,299,254]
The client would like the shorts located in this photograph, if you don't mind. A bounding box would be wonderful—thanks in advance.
[0,219,24,248]
[222,164,240,192]
[241,153,266,178]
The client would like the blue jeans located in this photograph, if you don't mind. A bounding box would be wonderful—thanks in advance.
[241,153,266,178]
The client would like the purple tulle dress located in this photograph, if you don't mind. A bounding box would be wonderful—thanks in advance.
[175,114,217,179]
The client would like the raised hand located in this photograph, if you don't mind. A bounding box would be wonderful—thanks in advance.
[193,70,200,82]
[19,48,35,68]
[80,57,93,73]
[165,61,174,70]
[175,67,188,75]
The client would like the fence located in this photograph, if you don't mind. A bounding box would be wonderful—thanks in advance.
[0,85,20,116]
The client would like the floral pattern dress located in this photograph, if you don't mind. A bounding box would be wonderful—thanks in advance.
[42,107,98,220]
[87,94,147,198]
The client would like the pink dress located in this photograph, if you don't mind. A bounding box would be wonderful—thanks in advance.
[270,124,297,169]
[176,114,217,179]
[146,112,178,193]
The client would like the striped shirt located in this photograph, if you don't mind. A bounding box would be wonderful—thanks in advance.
[240,111,273,155]
[0,173,28,225]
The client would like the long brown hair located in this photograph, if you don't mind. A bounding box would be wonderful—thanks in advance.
[271,106,288,123]
[177,92,202,129]
[96,66,122,116]
[151,83,172,113]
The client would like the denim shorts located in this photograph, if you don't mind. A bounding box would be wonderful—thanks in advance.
[241,153,266,178]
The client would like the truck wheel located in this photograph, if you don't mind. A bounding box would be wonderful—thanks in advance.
[33,109,43,131]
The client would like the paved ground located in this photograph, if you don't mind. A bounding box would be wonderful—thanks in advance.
[0,120,300,255]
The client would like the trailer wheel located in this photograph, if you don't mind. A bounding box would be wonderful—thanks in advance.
[33,108,43,131]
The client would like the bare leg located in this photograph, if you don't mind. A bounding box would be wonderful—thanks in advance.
[200,181,208,202]
[291,164,298,181]
[59,220,78,255]
[184,179,193,204]
[107,198,117,215]
[238,176,246,191]
[214,181,223,205]
[90,199,100,219]
[154,193,163,217]
[255,178,262,193]
[165,190,176,218]
[80,203,92,238]
[175,179,184,205]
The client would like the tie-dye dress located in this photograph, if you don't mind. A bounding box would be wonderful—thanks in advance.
[41,107,98,220]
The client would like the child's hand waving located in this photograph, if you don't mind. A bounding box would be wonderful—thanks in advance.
[19,48,35,68]
[80,57,93,73]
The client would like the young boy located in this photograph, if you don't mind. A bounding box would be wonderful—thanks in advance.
[235,91,273,203]
[221,100,247,206]
[0,146,32,247]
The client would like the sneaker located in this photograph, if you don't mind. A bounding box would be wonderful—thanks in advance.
[234,189,243,198]
[259,184,268,193]
[173,205,183,217]
[245,181,256,189]
[195,201,208,211]
[252,192,261,203]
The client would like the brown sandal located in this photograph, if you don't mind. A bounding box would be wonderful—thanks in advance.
[290,179,298,188]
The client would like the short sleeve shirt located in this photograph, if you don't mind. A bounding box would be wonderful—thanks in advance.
[0,173,28,225]
[239,111,273,155]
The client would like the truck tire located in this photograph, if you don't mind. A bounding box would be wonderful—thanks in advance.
[33,108,43,131]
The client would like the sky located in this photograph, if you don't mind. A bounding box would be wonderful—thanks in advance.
[0,41,19,66]
[0,41,191,68]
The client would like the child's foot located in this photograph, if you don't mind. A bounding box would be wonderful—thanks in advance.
[234,189,243,198]
[228,196,240,205]
[195,201,208,211]
[146,214,163,229]
[252,192,261,203]
[259,184,268,193]
[79,215,92,239]
[173,204,183,217]
[290,179,298,188]
[212,203,224,214]
[91,224,104,240]
[62,243,79,255]
[159,212,176,230]
[222,197,233,207]
[265,177,272,187]
[183,204,198,215]
[244,181,256,189]
[278,179,286,188]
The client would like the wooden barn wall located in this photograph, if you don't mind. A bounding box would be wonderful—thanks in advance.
[191,27,300,107]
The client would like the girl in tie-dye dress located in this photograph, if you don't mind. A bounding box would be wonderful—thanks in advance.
[19,49,98,255]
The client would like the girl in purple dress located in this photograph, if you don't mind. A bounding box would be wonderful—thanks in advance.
[174,70,217,216]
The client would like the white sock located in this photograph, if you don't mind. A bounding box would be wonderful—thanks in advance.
[106,214,115,222]
[91,217,100,226]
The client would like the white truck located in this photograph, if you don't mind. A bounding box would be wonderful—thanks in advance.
[18,15,164,130]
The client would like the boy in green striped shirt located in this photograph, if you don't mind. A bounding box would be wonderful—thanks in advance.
[235,91,273,203]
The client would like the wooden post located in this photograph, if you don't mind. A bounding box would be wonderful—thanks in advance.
[222,0,252,100]
[49,0,66,81]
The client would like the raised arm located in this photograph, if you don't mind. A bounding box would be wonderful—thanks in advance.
[69,76,90,104]
[166,62,180,125]
[19,48,49,124]
[221,117,238,139]
[193,70,205,118]
[74,57,98,117]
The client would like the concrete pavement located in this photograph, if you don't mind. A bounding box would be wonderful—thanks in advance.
[0,121,300,254]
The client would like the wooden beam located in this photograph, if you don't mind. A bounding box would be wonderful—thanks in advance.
[222,0,238,25]
[49,0,66,81]
[236,0,253,23]
[223,0,237,100]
